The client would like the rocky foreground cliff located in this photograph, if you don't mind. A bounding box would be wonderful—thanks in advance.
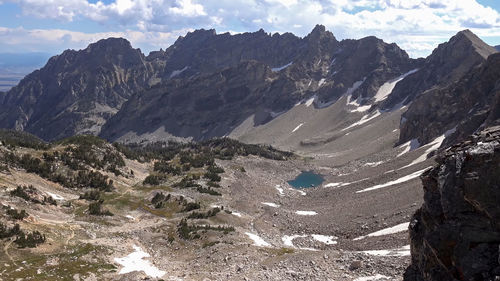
[405,126,500,281]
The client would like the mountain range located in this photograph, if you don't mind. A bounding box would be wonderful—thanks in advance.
[0,25,498,153]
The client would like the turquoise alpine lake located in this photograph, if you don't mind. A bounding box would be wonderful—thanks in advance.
[287,171,324,188]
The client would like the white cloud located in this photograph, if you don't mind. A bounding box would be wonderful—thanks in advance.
[169,0,206,17]
[1,0,499,57]
[0,25,190,54]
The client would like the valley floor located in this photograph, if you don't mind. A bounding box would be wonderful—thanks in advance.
[0,137,436,280]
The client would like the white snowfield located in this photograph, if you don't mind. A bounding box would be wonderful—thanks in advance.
[275,185,284,196]
[282,234,307,247]
[114,245,166,278]
[374,69,419,102]
[311,234,337,245]
[245,232,271,247]
[125,215,135,220]
[324,182,351,188]
[353,274,392,281]
[353,222,409,241]
[356,167,431,193]
[364,161,383,167]
[169,66,188,78]
[318,78,326,87]
[46,191,65,200]
[362,245,411,257]
[272,61,293,72]
[324,178,369,188]
[295,210,318,216]
[282,234,337,249]
[292,123,304,133]
[397,138,420,157]
[305,96,315,107]
[261,202,280,208]
[342,111,381,131]
[400,127,457,169]
[231,212,242,217]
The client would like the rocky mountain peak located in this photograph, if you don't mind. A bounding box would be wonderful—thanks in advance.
[86,37,134,52]
[382,29,496,111]
[306,24,337,42]
[428,29,496,64]
[178,28,217,43]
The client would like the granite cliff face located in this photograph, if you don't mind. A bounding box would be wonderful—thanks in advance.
[405,126,500,281]
[0,38,161,141]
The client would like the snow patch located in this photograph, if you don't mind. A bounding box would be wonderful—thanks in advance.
[275,185,284,196]
[125,215,135,220]
[399,127,456,168]
[356,167,431,193]
[374,69,419,102]
[295,211,317,216]
[231,212,242,217]
[272,61,293,72]
[282,235,307,248]
[364,161,383,167]
[46,192,64,200]
[261,202,280,208]
[245,232,271,247]
[305,96,315,107]
[345,78,366,96]
[396,138,420,157]
[292,123,304,133]
[341,111,381,131]
[114,245,166,278]
[311,234,337,245]
[282,234,337,249]
[318,78,326,87]
[353,274,392,281]
[169,66,188,78]
[362,245,410,257]
[295,189,307,196]
[324,182,350,188]
[354,222,409,240]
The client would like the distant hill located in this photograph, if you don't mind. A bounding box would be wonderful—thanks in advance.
[0,52,52,91]
[495,45,500,51]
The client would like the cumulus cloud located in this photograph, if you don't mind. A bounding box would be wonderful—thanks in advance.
[0,25,191,54]
[1,0,499,57]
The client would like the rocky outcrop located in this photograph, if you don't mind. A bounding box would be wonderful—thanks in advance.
[404,126,500,281]
[0,38,161,141]
[399,52,500,147]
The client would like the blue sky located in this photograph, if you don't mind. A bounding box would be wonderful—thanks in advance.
[0,0,499,58]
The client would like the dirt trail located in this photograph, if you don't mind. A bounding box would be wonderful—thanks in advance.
[3,239,16,265]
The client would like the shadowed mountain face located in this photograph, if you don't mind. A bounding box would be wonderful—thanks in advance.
[0,26,498,150]
[399,53,500,147]
[382,30,497,111]
[101,25,419,142]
